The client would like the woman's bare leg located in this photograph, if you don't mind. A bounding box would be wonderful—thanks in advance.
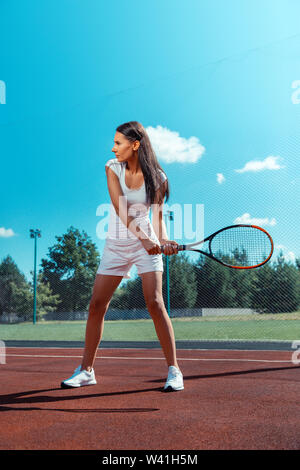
[81,274,123,371]
[140,271,179,369]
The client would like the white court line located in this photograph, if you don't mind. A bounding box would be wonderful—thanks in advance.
[5,346,293,352]
[3,353,296,364]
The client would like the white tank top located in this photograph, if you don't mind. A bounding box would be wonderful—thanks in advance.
[105,158,167,243]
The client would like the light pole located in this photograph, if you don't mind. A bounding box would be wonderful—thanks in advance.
[30,229,41,324]
[164,211,174,317]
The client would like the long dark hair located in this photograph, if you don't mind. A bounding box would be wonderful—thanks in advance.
[116,121,169,205]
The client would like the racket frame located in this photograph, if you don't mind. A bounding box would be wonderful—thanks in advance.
[168,224,274,270]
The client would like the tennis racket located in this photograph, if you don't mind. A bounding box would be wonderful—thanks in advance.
[161,224,274,269]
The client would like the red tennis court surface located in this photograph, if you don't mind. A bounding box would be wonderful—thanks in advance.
[0,346,300,450]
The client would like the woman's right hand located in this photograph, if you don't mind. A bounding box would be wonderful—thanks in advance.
[141,237,162,255]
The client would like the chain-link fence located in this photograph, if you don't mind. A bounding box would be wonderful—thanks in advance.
[1,239,299,344]
[1,35,300,345]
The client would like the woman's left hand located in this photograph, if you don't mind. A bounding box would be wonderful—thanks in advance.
[160,239,179,256]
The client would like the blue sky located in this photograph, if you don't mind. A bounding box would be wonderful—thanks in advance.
[1,0,300,282]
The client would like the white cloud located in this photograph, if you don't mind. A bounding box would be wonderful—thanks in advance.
[285,251,296,263]
[0,227,15,238]
[275,244,296,263]
[235,156,285,173]
[217,173,225,184]
[146,125,205,163]
[234,213,276,227]
[275,244,286,250]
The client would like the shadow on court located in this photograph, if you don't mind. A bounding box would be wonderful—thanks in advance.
[0,364,297,411]
[0,385,164,413]
[148,364,299,383]
[1,349,300,450]
[0,405,159,413]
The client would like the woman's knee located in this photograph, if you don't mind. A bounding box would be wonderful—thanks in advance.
[146,295,165,314]
[89,296,109,318]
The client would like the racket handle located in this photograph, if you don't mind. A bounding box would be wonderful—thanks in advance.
[160,244,185,253]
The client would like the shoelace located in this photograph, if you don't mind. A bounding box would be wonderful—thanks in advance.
[167,370,180,381]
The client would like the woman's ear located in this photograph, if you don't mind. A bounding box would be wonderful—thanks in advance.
[132,140,140,152]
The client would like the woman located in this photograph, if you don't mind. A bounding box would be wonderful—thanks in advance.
[61,121,184,392]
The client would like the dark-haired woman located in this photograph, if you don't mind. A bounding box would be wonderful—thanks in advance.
[61,121,184,392]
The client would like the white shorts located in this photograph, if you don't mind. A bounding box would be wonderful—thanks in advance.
[97,237,164,279]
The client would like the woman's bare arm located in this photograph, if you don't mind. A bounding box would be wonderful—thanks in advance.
[152,181,178,255]
[105,165,150,241]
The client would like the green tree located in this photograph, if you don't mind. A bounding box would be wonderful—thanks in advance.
[250,263,275,313]
[0,255,28,316]
[10,272,61,321]
[40,226,100,312]
[110,253,197,316]
[193,255,236,308]
[110,277,145,310]
[164,253,197,309]
[35,272,61,320]
[9,279,32,320]
[268,254,300,313]
[227,268,254,308]
[0,256,61,321]
[251,253,299,313]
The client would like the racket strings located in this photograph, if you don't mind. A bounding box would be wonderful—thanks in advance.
[210,226,272,267]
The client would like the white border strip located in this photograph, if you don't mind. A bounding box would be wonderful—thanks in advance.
[4,353,296,364]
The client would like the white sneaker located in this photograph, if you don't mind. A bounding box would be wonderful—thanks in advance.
[61,366,97,388]
[164,366,184,392]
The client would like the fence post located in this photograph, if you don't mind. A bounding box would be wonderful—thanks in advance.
[30,229,41,324]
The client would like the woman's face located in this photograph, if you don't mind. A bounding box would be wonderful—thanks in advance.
[111,131,139,163]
